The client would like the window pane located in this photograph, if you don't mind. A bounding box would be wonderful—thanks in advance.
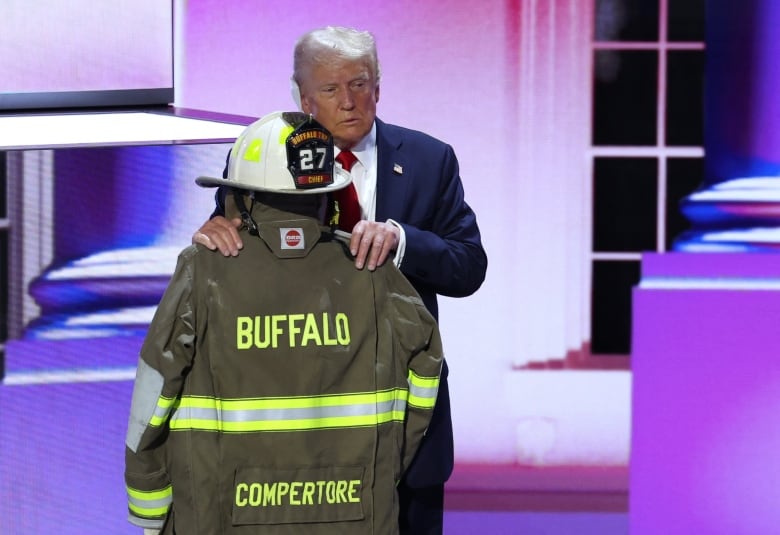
[666,51,705,146]
[595,0,660,41]
[591,260,640,355]
[593,50,658,145]
[593,157,658,252]
[668,0,705,41]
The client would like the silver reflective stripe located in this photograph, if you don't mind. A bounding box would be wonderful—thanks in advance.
[222,398,401,421]
[127,515,164,530]
[408,382,438,407]
[169,391,409,431]
[126,359,165,452]
[407,371,440,409]
[127,485,172,518]
[150,396,176,426]
[127,491,172,512]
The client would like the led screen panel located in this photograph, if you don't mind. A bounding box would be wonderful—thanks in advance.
[0,0,173,110]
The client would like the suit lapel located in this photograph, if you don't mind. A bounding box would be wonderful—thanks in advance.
[375,119,410,221]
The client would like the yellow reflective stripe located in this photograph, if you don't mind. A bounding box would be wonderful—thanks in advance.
[178,388,407,411]
[127,486,172,501]
[168,389,409,432]
[149,395,177,427]
[243,138,263,162]
[128,502,170,518]
[279,125,295,145]
[408,370,439,389]
[127,484,172,518]
[408,394,436,409]
[179,389,405,410]
[407,370,440,409]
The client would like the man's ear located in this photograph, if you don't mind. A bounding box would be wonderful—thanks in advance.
[374,83,380,104]
[290,79,303,111]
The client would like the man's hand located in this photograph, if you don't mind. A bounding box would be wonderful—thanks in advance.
[348,220,400,271]
[192,216,243,256]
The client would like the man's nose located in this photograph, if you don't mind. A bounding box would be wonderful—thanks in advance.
[339,88,356,109]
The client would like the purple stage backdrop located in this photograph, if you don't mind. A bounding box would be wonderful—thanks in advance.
[4,0,780,534]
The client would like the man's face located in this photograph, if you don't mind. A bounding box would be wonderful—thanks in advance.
[299,56,379,150]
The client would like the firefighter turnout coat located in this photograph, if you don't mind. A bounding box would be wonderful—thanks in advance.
[124,202,443,534]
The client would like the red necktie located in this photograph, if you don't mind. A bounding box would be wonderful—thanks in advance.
[334,150,361,231]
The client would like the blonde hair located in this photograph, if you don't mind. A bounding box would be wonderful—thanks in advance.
[293,26,381,85]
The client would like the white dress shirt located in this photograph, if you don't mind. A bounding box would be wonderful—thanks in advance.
[335,122,407,267]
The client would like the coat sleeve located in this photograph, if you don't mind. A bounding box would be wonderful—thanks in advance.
[383,266,444,473]
[124,247,198,529]
[395,142,488,300]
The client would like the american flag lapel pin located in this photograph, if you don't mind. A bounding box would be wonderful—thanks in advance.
[393,163,403,175]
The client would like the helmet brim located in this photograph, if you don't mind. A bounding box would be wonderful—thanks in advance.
[195,167,352,194]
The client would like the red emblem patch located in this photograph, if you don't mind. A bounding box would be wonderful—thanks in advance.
[284,229,302,247]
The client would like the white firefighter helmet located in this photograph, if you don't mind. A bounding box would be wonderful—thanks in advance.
[196,111,351,194]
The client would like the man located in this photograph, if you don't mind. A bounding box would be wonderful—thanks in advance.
[195,27,488,534]
[126,111,443,534]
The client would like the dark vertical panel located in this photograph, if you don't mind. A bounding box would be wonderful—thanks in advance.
[591,260,641,354]
[668,0,705,41]
[593,50,658,145]
[666,51,705,146]
[593,157,658,252]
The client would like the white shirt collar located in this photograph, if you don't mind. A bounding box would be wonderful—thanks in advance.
[336,121,376,171]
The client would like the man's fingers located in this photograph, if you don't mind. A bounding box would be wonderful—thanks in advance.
[192,216,243,256]
[192,231,217,250]
[355,232,375,270]
[368,236,396,271]
[349,221,398,271]
[364,234,385,271]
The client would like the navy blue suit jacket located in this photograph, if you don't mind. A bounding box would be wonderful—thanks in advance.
[372,118,487,487]
[213,118,487,487]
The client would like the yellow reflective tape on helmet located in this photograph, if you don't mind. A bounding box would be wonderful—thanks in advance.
[168,389,409,432]
[127,484,172,518]
[279,124,295,145]
[243,138,263,162]
[407,370,440,409]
